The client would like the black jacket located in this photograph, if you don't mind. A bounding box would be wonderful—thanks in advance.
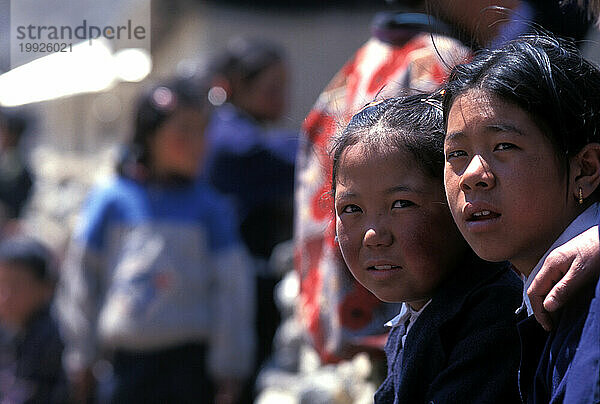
[375,255,522,404]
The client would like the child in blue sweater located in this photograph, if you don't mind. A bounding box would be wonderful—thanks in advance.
[330,93,522,403]
[56,78,254,404]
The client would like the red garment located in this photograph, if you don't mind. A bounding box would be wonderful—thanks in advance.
[294,32,469,362]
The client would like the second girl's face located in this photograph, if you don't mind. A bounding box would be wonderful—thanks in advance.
[237,61,288,122]
[444,89,578,274]
[150,106,208,179]
[334,143,467,307]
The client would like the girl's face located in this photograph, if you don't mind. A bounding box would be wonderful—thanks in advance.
[236,61,288,122]
[150,106,208,179]
[444,89,579,274]
[334,143,467,308]
[0,263,51,329]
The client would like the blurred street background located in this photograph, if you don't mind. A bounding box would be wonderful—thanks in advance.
[2,1,600,403]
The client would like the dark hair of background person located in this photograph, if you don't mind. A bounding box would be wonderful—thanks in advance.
[207,36,285,121]
[0,109,28,144]
[527,0,590,41]
[0,236,56,283]
[442,32,600,201]
[563,0,600,22]
[421,0,591,50]
[330,92,445,198]
[0,108,34,221]
[209,37,284,87]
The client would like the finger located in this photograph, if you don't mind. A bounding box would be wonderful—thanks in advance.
[532,306,553,332]
[529,278,554,331]
[528,251,572,300]
[528,251,572,312]
[528,251,573,331]
[543,263,585,312]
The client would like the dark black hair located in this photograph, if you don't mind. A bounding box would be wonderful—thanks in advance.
[443,32,600,166]
[209,37,284,95]
[119,76,210,175]
[0,108,30,143]
[330,92,445,196]
[0,236,56,283]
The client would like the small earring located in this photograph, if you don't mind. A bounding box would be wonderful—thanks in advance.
[579,187,584,205]
[334,235,339,243]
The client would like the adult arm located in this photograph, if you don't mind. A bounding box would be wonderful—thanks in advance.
[528,225,600,331]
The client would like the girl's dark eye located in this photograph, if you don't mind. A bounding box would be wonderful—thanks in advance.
[446,150,467,159]
[392,200,414,209]
[494,142,516,151]
[342,204,362,214]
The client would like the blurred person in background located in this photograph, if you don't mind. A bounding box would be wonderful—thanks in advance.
[294,0,591,368]
[0,236,67,404]
[0,109,34,235]
[56,77,254,404]
[203,37,297,400]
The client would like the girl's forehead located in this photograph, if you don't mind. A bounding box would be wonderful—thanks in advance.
[449,89,504,117]
[336,143,440,189]
[339,142,409,167]
[447,89,539,134]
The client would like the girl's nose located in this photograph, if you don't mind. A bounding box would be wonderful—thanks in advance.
[459,154,495,192]
[363,224,393,248]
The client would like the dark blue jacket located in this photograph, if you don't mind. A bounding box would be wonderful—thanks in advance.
[203,103,297,258]
[374,255,522,404]
[565,277,600,403]
[518,278,598,403]
[0,305,67,404]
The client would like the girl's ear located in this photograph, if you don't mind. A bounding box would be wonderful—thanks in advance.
[572,143,600,202]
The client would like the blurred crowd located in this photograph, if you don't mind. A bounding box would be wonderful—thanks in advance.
[0,0,597,404]
[0,35,297,404]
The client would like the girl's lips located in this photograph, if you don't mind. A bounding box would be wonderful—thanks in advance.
[461,202,502,233]
[466,209,501,222]
[364,260,402,271]
[463,202,501,221]
[367,265,402,270]
[365,265,403,281]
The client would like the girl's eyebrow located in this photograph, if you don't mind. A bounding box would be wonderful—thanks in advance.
[487,123,524,135]
[445,130,464,142]
[386,185,420,195]
[446,124,523,142]
[337,185,419,199]
[335,190,356,200]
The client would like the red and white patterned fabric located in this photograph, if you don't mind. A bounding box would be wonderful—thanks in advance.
[294,32,469,362]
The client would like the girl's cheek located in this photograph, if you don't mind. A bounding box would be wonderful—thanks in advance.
[443,172,459,199]
[335,219,344,245]
[335,221,349,249]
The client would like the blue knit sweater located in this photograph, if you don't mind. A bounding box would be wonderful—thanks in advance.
[56,176,255,380]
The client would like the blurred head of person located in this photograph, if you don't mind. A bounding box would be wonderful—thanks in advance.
[209,37,288,123]
[566,0,600,23]
[0,109,29,152]
[428,0,590,49]
[426,0,522,47]
[0,236,55,330]
[120,77,211,183]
